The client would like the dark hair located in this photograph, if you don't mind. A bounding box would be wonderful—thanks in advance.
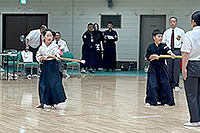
[191,11,200,26]
[52,31,56,37]
[39,24,47,30]
[169,16,177,21]
[43,29,53,36]
[56,31,61,36]
[93,23,99,29]
[152,29,163,36]
[107,21,113,25]
[88,23,93,26]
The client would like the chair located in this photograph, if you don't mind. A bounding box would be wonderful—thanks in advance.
[3,49,18,71]
[17,51,24,72]
[23,62,39,76]
[2,49,18,79]
[61,52,80,74]
[19,51,39,76]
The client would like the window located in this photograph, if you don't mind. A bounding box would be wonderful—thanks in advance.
[101,15,121,28]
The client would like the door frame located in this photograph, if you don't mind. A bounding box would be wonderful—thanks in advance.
[137,13,168,70]
[0,12,50,53]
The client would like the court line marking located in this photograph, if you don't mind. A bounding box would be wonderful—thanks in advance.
[184,126,200,131]
[57,114,86,117]
[132,115,161,119]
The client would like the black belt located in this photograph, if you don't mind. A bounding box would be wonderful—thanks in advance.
[189,60,200,62]
[173,48,180,50]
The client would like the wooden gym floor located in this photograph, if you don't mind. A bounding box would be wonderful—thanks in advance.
[0,73,199,133]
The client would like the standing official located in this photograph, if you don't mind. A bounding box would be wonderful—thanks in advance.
[25,25,47,78]
[81,23,96,73]
[93,23,103,71]
[181,11,200,127]
[103,21,118,72]
[162,17,184,91]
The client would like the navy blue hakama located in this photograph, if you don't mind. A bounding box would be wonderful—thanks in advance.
[39,59,67,105]
[146,62,175,106]
[145,43,175,106]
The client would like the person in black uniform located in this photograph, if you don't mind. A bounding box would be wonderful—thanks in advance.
[81,23,96,73]
[145,29,175,106]
[103,21,118,72]
[93,23,103,71]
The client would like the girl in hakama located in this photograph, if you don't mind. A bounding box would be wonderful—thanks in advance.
[145,29,175,106]
[36,29,67,109]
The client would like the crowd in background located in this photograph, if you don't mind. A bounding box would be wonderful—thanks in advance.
[24,25,70,79]
[24,21,119,79]
[81,21,118,73]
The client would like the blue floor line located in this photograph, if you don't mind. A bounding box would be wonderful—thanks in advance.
[2,66,183,77]
[67,69,183,77]
[68,70,148,77]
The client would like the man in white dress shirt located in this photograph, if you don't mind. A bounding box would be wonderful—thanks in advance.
[162,17,185,91]
[54,32,70,78]
[54,32,69,52]
[25,25,47,79]
[181,11,200,127]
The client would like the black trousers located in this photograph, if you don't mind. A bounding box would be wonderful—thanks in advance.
[166,49,181,88]
[25,45,40,75]
[184,61,200,122]
[146,62,175,106]
[103,45,116,69]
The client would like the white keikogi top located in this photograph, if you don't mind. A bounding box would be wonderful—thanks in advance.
[26,29,43,48]
[162,27,185,49]
[36,42,60,62]
[181,26,200,61]
[53,39,69,52]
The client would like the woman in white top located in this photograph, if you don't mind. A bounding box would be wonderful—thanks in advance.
[181,11,200,127]
[36,29,67,109]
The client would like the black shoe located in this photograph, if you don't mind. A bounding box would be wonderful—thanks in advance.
[88,68,95,73]
[105,69,109,72]
[81,69,88,73]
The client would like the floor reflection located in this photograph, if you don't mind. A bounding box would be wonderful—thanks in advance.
[0,75,197,132]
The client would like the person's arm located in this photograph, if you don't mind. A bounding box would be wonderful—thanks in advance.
[36,47,47,62]
[54,45,61,58]
[162,31,167,43]
[25,31,35,50]
[100,31,104,41]
[181,33,191,80]
[146,45,159,61]
[162,44,175,58]
[64,42,70,52]
[182,52,189,80]
[82,33,92,48]
[114,31,118,42]
[60,40,69,52]
[25,38,29,50]
[59,41,65,50]
[167,50,175,59]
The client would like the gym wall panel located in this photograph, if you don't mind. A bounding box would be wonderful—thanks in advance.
[0,0,200,68]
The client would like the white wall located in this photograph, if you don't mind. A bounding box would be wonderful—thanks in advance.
[0,0,200,69]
